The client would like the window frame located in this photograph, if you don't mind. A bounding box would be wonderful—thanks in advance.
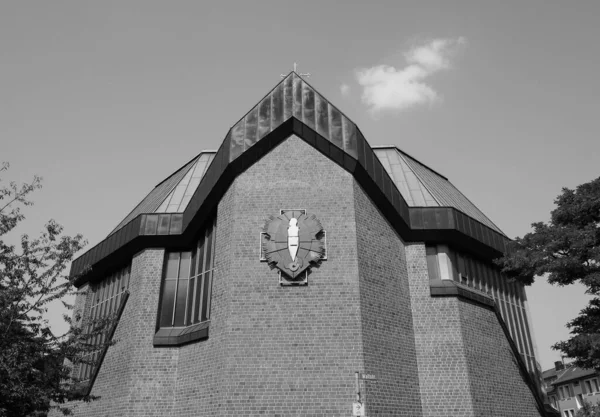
[559,385,570,400]
[584,377,599,394]
[154,215,216,347]
[78,264,131,382]
[568,383,575,398]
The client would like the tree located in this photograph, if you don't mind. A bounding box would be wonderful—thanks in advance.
[576,399,600,417]
[496,176,600,370]
[0,162,109,416]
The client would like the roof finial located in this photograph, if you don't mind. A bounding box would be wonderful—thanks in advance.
[281,62,310,79]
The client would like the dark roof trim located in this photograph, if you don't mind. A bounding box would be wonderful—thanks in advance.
[71,117,510,287]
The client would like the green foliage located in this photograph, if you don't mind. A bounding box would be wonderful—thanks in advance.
[0,163,109,416]
[496,177,600,369]
[576,399,600,417]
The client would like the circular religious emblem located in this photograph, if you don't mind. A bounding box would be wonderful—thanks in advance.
[262,210,325,280]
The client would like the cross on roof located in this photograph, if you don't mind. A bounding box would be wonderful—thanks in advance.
[281,63,310,79]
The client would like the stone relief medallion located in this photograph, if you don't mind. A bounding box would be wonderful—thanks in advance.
[262,209,325,283]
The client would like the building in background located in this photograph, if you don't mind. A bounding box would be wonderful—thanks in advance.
[544,361,565,411]
[59,73,548,416]
[544,361,600,416]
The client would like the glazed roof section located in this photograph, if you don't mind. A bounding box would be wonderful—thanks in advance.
[109,152,215,235]
[72,72,511,282]
[374,147,504,235]
[374,148,438,207]
[109,156,196,234]
[155,152,216,214]
[109,72,358,235]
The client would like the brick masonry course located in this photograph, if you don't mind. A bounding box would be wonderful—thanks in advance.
[55,135,544,417]
[406,243,543,417]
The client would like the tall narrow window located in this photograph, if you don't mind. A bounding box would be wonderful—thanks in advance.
[159,216,216,328]
[79,264,130,382]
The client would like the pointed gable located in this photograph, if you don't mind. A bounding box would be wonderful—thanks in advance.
[71,72,510,283]
[225,73,358,164]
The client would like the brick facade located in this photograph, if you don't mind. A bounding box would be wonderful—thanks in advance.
[189,135,365,416]
[354,181,423,416]
[58,135,544,416]
[406,243,475,416]
[406,243,542,416]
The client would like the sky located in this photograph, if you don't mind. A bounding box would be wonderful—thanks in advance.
[2,0,599,371]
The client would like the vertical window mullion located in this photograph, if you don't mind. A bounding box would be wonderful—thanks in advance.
[124,265,131,290]
[425,246,441,281]
[183,253,192,326]
[109,274,118,314]
[459,254,468,285]
[518,285,536,362]
[172,253,181,326]
[480,261,490,295]
[198,273,206,323]
[204,223,217,320]
[203,226,212,273]
[173,252,191,327]
[189,241,200,325]
[204,271,213,320]
[159,215,217,329]
[198,229,210,322]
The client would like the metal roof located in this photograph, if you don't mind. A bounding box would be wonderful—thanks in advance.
[373,146,505,235]
[72,72,510,283]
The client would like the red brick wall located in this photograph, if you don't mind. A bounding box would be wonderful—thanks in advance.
[122,249,179,416]
[406,243,543,417]
[406,243,475,416]
[57,134,542,416]
[56,249,180,416]
[458,300,541,416]
[353,181,423,416]
[174,135,366,416]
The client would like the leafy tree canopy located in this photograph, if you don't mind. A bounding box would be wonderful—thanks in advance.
[576,399,600,417]
[0,162,108,416]
[496,176,600,370]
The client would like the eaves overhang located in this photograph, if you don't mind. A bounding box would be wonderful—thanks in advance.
[71,73,510,287]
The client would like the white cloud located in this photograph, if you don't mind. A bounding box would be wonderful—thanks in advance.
[340,83,351,97]
[355,37,465,114]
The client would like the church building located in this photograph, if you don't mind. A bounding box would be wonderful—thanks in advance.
[64,72,547,416]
